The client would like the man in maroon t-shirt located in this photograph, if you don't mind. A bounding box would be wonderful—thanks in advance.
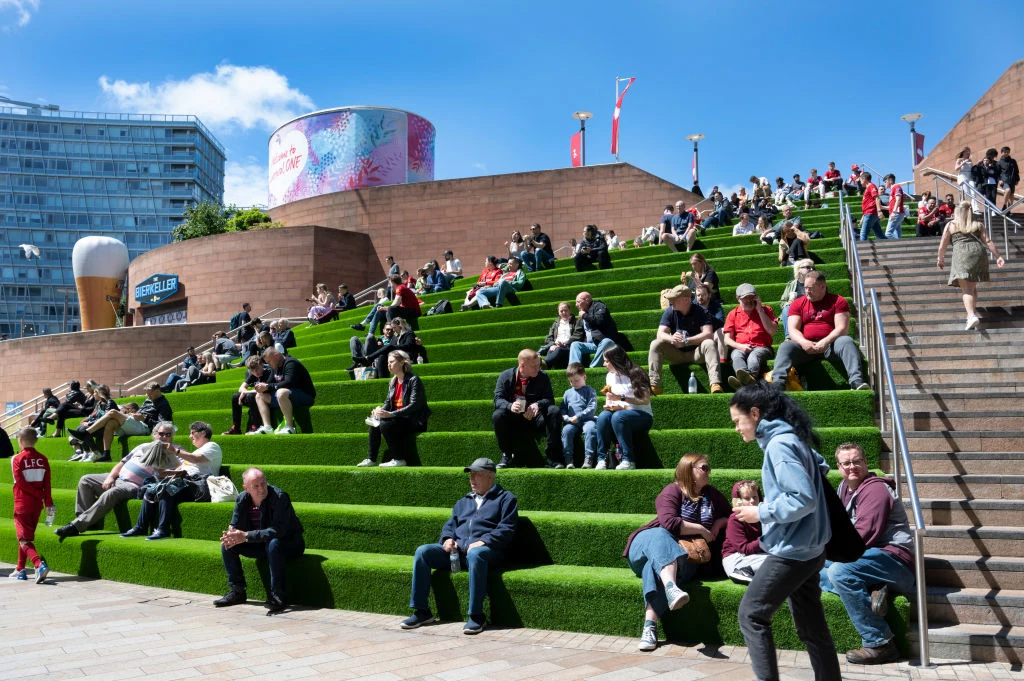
[857,171,885,241]
[823,161,843,193]
[385,274,422,329]
[770,271,867,390]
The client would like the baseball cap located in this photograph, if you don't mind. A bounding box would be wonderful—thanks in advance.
[464,457,497,473]
[736,283,757,298]
[851,164,860,171]
[664,284,691,301]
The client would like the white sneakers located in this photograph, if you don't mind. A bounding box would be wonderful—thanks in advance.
[615,460,636,470]
[380,459,407,467]
[638,625,658,651]
[246,425,274,435]
[595,459,608,470]
[356,458,377,467]
[246,424,296,435]
[966,315,980,330]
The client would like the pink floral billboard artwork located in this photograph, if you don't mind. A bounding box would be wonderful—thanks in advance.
[269,107,436,208]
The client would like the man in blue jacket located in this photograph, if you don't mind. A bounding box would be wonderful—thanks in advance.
[401,457,519,634]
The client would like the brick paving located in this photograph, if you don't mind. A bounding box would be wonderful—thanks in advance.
[1,563,1016,680]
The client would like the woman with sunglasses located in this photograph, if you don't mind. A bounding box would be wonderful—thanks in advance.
[728,382,841,681]
[622,453,729,651]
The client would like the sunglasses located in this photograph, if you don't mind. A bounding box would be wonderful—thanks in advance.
[693,464,711,473]
[155,431,174,437]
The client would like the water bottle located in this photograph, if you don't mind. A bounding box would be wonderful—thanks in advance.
[688,375,698,394]
[45,506,56,527]
[449,548,461,573]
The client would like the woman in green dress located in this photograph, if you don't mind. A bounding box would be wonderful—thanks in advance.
[937,201,1005,330]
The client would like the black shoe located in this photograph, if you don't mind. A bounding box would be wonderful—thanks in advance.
[120,526,146,538]
[92,452,111,463]
[265,592,286,613]
[401,609,436,629]
[146,530,170,541]
[350,323,365,331]
[55,523,79,543]
[496,453,511,469]
[463,614,486,635]
[222,425,243,435]
[213,589,247,607]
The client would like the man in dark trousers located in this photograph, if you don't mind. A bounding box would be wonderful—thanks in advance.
[492,349,561,469]
[400,456,518,635]
[215,467,305,613]
[230,303,253,343]
[998,146,1019,211]
[568,291,626,368]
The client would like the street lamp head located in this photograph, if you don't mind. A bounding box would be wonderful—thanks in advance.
[686,134,706,142]
[573,111,593,122]
[900,113,923,123]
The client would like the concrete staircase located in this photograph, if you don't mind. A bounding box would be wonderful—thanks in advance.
[858,224,1024,665]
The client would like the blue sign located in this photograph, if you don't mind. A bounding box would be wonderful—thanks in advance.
[135,273,179,305]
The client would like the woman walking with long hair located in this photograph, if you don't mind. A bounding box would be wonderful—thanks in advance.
[937,200,1005,330]
[729,383,841,681]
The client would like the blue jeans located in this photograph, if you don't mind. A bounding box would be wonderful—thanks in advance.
[596,408,653,463]
[410,543,500,618]
[365,306,388,335]
[739,552,841,681]
[222,534,305,598]
[475,280,515,307]
[627,527,692,617]
[884,212,906,239]
[820,548,915,647]
[568,338,616,368]
[701,207,730,229]
[561,419,597,464]
[521,249,554,272]
[859,213,885,241]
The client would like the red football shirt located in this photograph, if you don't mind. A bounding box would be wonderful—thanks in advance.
[824,169,841,182]
[393,284,421,315]
[724,305,777,347]
[11,447,52,513]
[789,293,849,343]
[861,183,879,215]
[938,204,954,218]
[888,184,905,214]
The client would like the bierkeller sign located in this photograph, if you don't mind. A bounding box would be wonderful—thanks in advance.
[135,273,179,305]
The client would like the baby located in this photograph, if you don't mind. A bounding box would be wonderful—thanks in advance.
[722,480,768,583]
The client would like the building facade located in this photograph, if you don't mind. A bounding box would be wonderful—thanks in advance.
[0,104,225,338]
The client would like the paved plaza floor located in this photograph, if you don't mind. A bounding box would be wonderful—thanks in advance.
[1,563,1016,680]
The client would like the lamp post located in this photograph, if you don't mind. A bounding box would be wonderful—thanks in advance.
[686,134,705,196]
[900,113,923,181]
[573,111,593,166]
[57,287,76,334]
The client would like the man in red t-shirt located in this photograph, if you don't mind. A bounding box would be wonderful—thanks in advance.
[724,283,778,389]
[770,271,868,390]
[858,171,885,241]
[386,274,422,329]
[823,161,843,193]
[804,168,824,203]
[10,427,54,582]
[916,196,942,237]
[844,164,862,195]
[883,174,906,239]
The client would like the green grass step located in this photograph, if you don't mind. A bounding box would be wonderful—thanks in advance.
[0,518,907,653]
[11,435,880,510]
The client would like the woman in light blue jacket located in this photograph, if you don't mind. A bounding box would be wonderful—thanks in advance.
[729,383,841,681]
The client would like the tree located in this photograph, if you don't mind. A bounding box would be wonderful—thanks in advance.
[225,206,274,232]
[171,200,230,241]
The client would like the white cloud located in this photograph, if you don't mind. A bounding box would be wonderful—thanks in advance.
[0,0,39,28]
[472,162,486,171]
[98,64,315,132]
[224,158,268,208]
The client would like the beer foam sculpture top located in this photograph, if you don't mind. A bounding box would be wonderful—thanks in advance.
[72,236,129,331]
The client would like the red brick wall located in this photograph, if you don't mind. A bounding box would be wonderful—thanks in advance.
[0,322,226,426]
[268,162,698,280]
[127,226,377,325]
[915,60,1024,199]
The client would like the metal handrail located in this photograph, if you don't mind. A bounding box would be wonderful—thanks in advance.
[0,381,71,431]
[352,278,388,306]
[869,288,932,669]
[839,194,932,667]
[118,306,289,396]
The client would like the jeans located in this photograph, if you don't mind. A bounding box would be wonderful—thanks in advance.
[365,306,388,335]
[162,374,184,393]
[561,419,597,464]
[568,338,616,368]
[543,345,571,370]
[884,212,906,239]
[702,207,730,229]
[781,304,792,339]
[820,548,915,647]
[134,479,210,535]
[771,336,863,388]
[410,543,500,618]
[627,528,692,617]
[596,408,653,463]
[859,213,885,241]
[521,249,553,272]
[222,534,305,598]
[739,552,841,681]
[730,346,773,377]
[475,280,515,307]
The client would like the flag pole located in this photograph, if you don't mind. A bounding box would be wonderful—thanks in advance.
[615,78,620,162]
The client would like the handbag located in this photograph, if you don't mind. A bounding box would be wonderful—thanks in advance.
[354,366,377,381]
[677,537,711,564]
[820,470,866,563]
[207,475,238,503]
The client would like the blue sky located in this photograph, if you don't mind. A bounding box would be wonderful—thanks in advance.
[4,0,1024,206]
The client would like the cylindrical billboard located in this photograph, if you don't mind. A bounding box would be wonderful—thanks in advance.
[72,236,129,331]
[268,106,435,208]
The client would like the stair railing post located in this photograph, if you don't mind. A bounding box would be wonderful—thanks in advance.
[914,530,933,668]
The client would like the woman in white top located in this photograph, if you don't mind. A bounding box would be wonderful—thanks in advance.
[954,146,977,211]
[538,302,583,369]
[592,344,653,471]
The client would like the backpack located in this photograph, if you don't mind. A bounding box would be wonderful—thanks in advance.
[425,299,452,316]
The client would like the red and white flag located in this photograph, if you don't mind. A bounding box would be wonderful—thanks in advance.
[913,132,925,165]
[570,131,582,167]
[610,77,636,156]
[691,148,698,184]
